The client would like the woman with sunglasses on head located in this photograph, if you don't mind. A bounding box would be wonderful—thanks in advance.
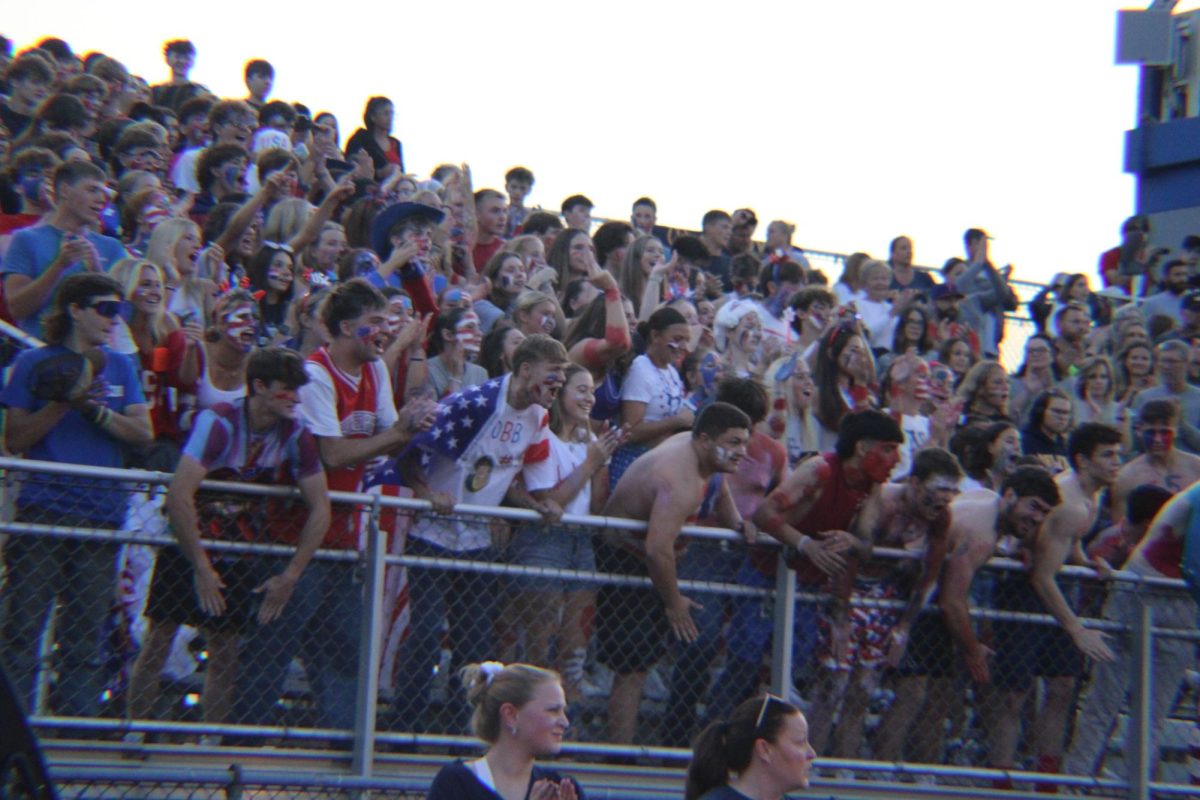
[685,694,815,800]
[764,353,820,468]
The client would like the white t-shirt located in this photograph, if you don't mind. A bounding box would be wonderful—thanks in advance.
[299,358,398,437]
[890,412,930,481]
[171,146,204,193]
[413,375,552,551]
[523,431,593,517]
[621,354,684,422]
[858,297,898,351]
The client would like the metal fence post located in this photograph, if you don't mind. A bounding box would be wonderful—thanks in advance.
[770,550,796,697]
[351,497,386,779]
[1128,599,1153,800]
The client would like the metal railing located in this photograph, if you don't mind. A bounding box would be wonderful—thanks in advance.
[0,457,1195,799]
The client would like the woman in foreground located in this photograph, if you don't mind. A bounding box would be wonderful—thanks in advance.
[686,694,816,800]
[426,662,582,800]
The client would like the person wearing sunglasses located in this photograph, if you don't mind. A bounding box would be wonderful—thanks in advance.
[685,693,815,800]
[0,272,153,718]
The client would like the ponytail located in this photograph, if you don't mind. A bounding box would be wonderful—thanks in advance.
[684,720,734,800]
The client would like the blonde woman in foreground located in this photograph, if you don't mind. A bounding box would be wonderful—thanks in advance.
[426,662,582,800]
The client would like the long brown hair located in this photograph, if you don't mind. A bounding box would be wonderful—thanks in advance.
[549,363,592,439]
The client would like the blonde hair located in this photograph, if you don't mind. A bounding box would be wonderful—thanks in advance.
[262,198,311,247]
[766,354,820,458]
[860,258,892,284]
[146,217,211,320]
[956,360,1007,410]
[459,662,560,744]
[503,234,543,261]
[109,258,172,343]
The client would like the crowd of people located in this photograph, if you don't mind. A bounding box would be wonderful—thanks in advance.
[3,34,1200,795]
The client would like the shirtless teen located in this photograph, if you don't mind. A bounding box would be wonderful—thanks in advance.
[596,401,754,743]
[1067,478,1200,778]
[1112,399,1200,521]
[807,447,962,758]
[936,466,1062,777]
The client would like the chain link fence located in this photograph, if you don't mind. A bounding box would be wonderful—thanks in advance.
[2,457,1197,799]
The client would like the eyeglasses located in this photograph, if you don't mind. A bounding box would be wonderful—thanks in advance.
[87,300,122,318]
[754,693,786,736]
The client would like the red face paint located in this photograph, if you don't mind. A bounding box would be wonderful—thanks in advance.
[1141,427,1175,453]
[862,443,899,483]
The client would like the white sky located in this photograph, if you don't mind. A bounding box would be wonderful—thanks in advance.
[8,0,1194,286]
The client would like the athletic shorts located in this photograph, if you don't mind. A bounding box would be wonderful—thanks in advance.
[990,571,1084,691]
[893,610,958,678]
[144,546,266,633]
[594,543,668,674]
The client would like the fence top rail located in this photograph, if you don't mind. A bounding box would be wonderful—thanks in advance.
[0,455,1188,591]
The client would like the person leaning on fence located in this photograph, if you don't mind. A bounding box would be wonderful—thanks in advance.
[233,279,436,730]
[395,334,569,733]
[984,423,1122,783]
[0,272,152,717]
[807,448,962,762]
[426,662,582,800]
[1066,480,1195,780]
[710,410,903,719]
[125,347,330,736]
[595,401,756,744]
[502,363,625,704]
[684,694,815,800]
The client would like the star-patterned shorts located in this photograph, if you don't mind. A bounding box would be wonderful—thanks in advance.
[817,577,904,671]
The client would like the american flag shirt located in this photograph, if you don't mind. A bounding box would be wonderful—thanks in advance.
[406,374,551,551]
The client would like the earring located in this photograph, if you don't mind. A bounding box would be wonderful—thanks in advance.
[509,723,518,737]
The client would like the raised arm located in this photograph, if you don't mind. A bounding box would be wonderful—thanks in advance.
[567,267,631,369]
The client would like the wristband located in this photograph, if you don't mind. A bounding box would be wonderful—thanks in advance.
[796,534,812,551]
[604,286,621,301]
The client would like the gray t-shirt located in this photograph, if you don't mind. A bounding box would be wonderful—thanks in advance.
[426,355,489,399]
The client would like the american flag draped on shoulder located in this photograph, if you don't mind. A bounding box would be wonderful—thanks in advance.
[359,377,505,693]
[410,376,507,466]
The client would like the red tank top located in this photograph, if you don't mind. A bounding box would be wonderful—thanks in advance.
[307,347,384,548]
[752,452,870,582]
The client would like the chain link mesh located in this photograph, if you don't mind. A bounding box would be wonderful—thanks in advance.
[3,459,1198,795]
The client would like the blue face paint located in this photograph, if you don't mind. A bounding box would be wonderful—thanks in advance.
[700,352,720,391]
[355,325,376,340]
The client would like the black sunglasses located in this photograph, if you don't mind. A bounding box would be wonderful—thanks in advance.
[86,300,122,319]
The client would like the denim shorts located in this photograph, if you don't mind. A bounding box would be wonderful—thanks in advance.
[507,524,596,592]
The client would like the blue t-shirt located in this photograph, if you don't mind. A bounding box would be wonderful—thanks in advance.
[1,224,129,339]
[0,345,145,524]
